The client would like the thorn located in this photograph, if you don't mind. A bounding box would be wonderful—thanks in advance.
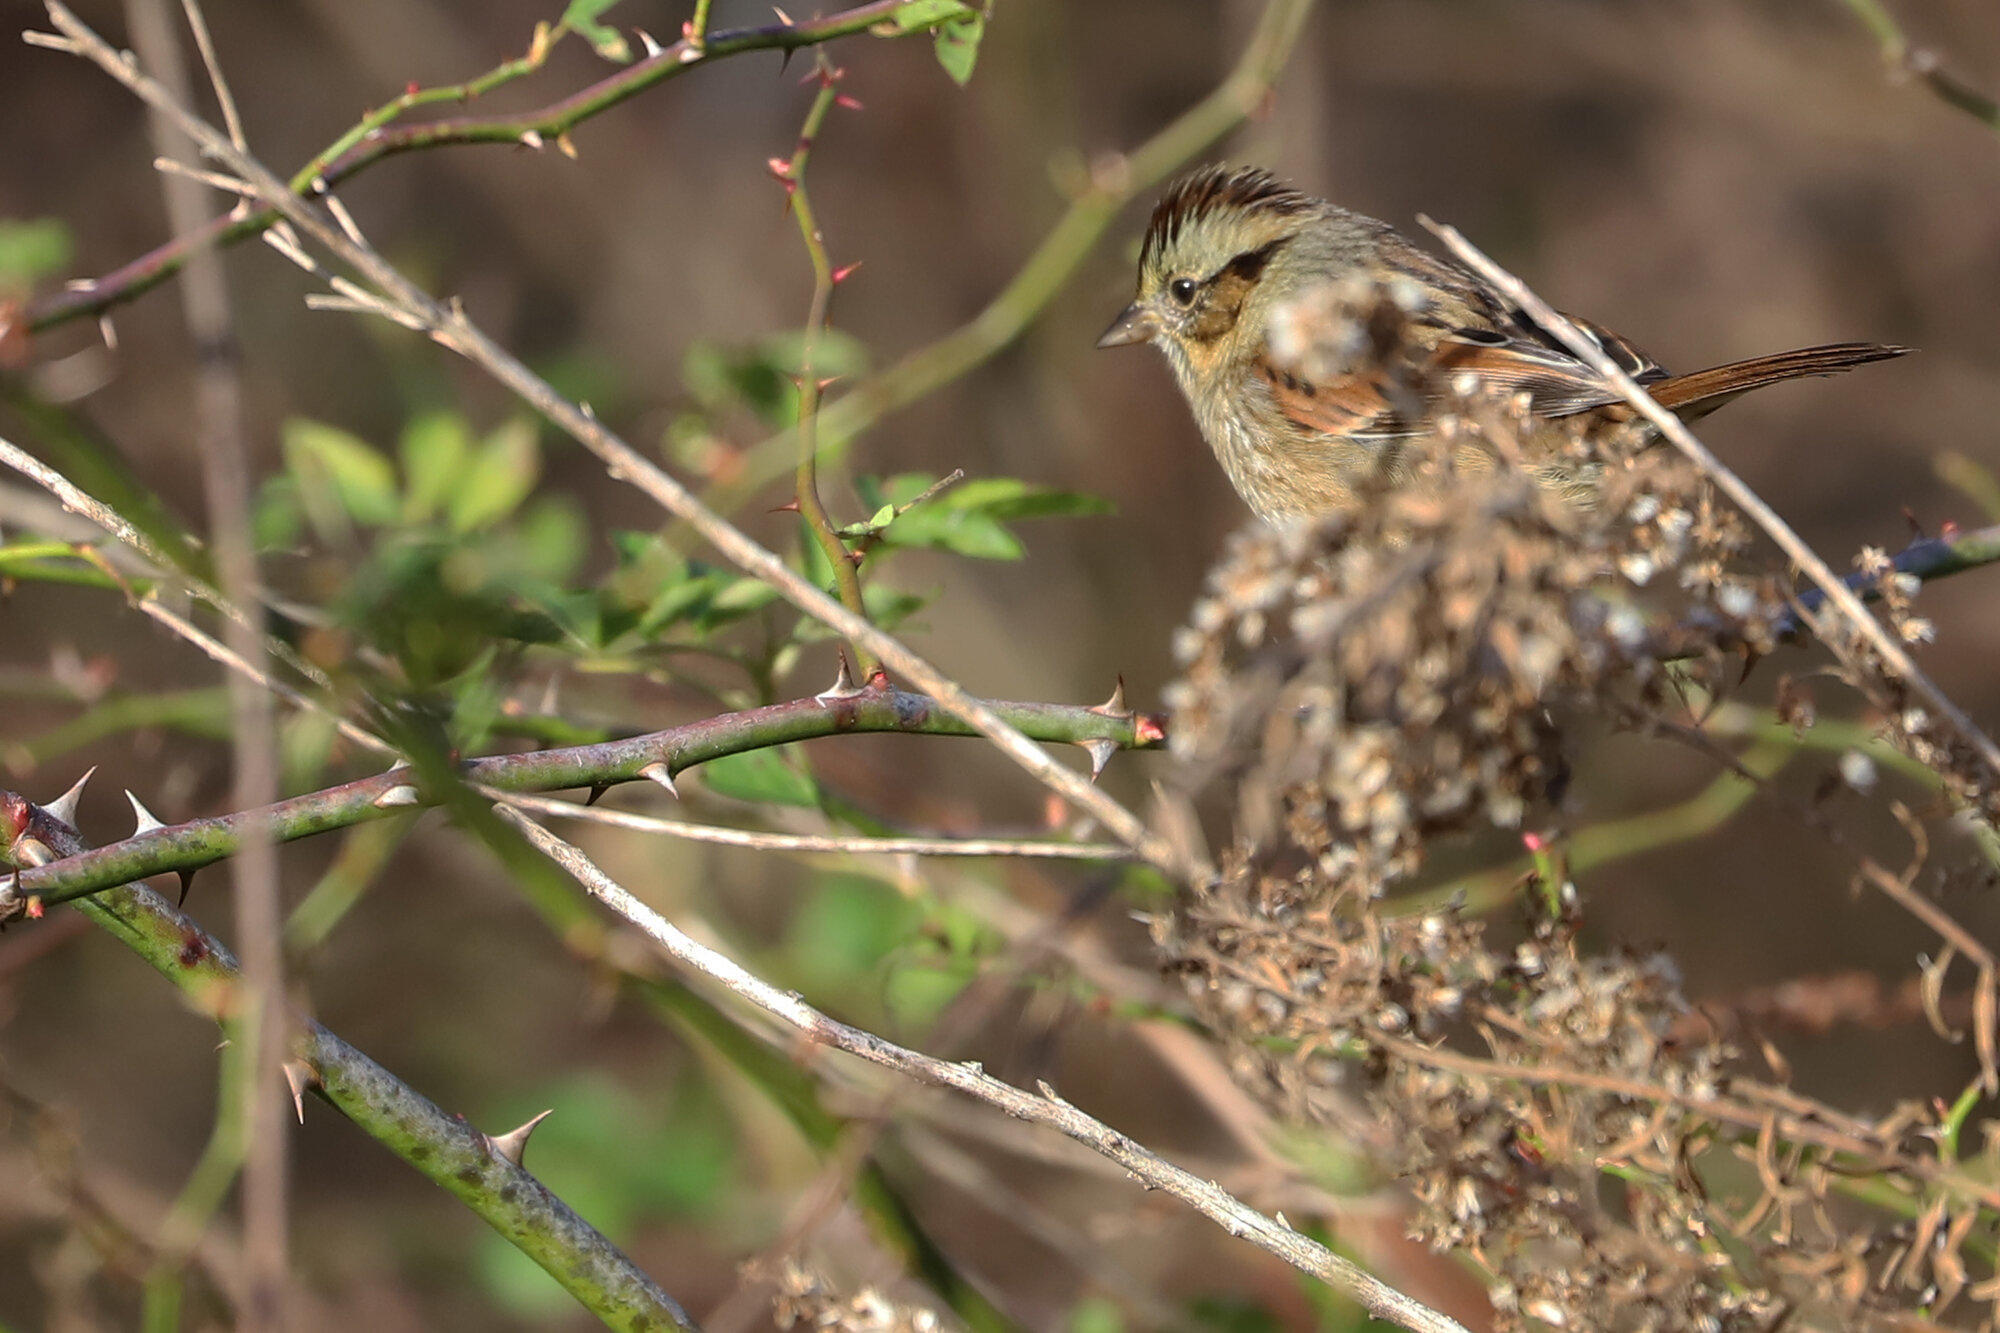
[488,1108,554,1167]
[835,93,863,111]
[1088,677,1130,720]
[639,762,679,797]
[98,313,118,352]
[126,790,165,835]
[585,783,611,807]
[555,132,579,161]
[769,498,802,514]
[44,767,96,828]
[773,5,793,24]
[519,129,545,150]
[830,261,862,285]
[282,1060,318,1123]
[816,652,861,702]
[639,27,664,57]
[816,375,840,393]
[175,869,196,906]
[1077,738,1117,781]
[373,784,421,809]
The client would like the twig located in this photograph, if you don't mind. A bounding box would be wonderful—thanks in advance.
[121,0,287,1313]
[500,806,1477,1333]
[1837,0,2000,134]
[0,433,343,700]
[496,788,1131,859]
[781,53,872,669]
[1424,219,2000,786]
[1778,521,2000,637]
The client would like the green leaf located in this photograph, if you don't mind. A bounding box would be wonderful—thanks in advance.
[283,418,399,531]
[251,475,303,550]
[699,574,781,630]
[561,0,631,61]
[879,504,1022,560]
[398,410,472,524]
[0,218,72,288]
[700,746,820,807]
[881,0,974,32]
[449,417,540,532]
[978,489,1114,521]
[933,11,984,85]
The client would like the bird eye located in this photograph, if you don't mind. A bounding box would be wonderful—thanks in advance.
[1168,277,1199,306]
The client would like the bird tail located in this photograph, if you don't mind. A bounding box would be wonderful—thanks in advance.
[1653,342,1911,416]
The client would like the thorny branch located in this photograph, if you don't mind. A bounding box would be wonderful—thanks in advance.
[1,679,1162,915]
[3,796,699,1332]
[778,52,873,669]
[22,0,971,333]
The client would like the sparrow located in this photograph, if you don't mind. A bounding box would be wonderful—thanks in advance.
[1098,164,1908,523]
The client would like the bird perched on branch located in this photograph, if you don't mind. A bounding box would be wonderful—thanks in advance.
[1098,164,1907,523]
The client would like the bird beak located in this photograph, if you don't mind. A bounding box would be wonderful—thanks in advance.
[1096,303,1161,348]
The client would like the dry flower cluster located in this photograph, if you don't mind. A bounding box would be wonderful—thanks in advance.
[765,1262,954,1333]
[1155,281,2000,1331]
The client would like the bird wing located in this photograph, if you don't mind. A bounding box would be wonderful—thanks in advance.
[1253,309,1667,444]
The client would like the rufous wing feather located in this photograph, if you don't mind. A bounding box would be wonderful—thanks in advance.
[1645,342,1910,417]
[1255,358,1400,439]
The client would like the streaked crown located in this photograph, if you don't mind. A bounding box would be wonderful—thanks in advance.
[1139,164,1314,278]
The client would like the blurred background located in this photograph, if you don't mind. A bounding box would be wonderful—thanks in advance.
[2,0,1999,1328]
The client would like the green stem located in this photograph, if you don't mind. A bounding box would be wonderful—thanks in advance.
[786,54,874,670]
[1835,0,2000,134]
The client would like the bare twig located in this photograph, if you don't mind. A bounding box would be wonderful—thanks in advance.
[121,0,287,1316]
[1425,218,2000,785]
[0,433,343,700]
[497,789,1130,860]
[500,807,1476,1333]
